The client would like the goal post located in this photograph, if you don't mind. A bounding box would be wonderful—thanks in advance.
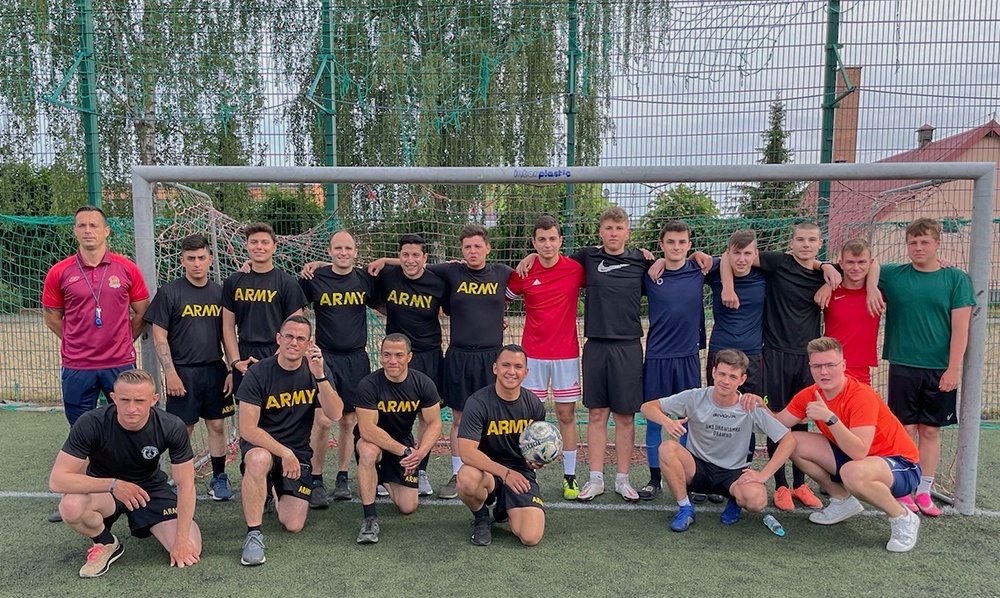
[132,162,995,515]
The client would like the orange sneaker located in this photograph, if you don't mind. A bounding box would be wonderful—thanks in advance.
[792,485,823,508]
[773,486,794,511]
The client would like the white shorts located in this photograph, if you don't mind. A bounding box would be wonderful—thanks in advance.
[524,358,581,403]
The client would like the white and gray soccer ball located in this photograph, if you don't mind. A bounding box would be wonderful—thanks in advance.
[519,421,563,465]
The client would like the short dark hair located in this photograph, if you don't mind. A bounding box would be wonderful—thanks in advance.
[75,205,108,224]
[460,225,489,244]
[659,220,691,241]
[280,314,313,338]
[382,333,412,353]
[714,349,750,374]
[905,217,942,241]
[244,222,276,242]
[180,234,210,253]
[496,343,527,361]
[793,220,820,234]
[841,238,871,257]
[398,234,426,252]
[728,229,757,251]
[533,215,561,238]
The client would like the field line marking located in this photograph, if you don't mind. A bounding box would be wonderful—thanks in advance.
[4,490,1000,517]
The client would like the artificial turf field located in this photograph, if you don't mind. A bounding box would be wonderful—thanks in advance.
[2,410,999,597]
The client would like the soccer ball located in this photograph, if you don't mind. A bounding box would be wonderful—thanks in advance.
[519,421,563,465]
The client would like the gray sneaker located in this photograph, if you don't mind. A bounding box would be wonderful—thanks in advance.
[438,475,459,499]
[357,516,380,544]
[241,530,266,566]
[332,476,352,501]
[886,510,920,552]
[809,495,864,525]
[376,484,389,497]
[418,470,433,496]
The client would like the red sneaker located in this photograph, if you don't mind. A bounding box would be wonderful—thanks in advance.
[773,486,794,511]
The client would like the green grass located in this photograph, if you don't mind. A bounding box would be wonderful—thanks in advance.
[3,411,1000,597]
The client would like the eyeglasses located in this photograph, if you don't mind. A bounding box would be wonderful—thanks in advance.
[279,333,310,344]
[808,360,845,372]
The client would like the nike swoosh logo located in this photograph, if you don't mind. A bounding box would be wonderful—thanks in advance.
[597,260,629,273]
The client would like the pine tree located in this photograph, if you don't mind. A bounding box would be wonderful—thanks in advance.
[733,100,807,221]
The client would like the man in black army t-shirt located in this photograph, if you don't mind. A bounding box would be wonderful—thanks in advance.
[236,315,344,566]
[49,369,202,578]
[145,233,235,501]
[457,344,547,547]
[223,222,307,393]
[299,230,378,507]
[354,333,442,544]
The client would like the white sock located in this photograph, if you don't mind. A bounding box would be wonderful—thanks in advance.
[563,450,577,476]
[589,470,603,482]
[917,476,934,495]
[678,497,691,507]
[451,456,463,475]
[615,473,629,484]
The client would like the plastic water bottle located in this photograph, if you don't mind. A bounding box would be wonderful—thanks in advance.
[763,514,785,537]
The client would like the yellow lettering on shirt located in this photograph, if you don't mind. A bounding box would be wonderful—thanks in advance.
[233,288,278,302]
[181,304,222,317]
[456,281,498,295]
[264,388,317,410]
[376,399,420,413]
[485,418,533,436]
[319,291,366,307]
[386,290,432,309]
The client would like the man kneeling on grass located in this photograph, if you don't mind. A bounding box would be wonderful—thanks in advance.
[640,349,795,532]
[747,336,922,552]
[49,369,201,578]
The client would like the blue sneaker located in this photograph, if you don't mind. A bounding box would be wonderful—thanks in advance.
[209,473,233,501]
[720,499,742,525]
[670,505,696,532]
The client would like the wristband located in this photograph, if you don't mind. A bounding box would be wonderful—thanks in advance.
[315,376,328,383]
[503,469,511,482]
[109,478,118,493]
[231,359,241,369]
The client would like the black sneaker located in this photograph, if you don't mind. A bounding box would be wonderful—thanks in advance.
[309,482,329,510]
[638,480,662,501]
[263,493,275,514]
[690,493,707,504]
[332,476,352,501]
[707,494,725,504]
[48,509,63,523]
[471,517,492,546]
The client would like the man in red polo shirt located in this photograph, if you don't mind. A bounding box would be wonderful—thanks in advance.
[42,205,150,523]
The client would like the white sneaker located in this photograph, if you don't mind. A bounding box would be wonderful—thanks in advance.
[886,510,920,552]
[376,484,389,497]
[578,479,605,502]
[417,470,433,496]
[809,495,864,525]
[615,478,639,502]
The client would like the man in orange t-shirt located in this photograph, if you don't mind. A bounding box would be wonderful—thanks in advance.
[746,336,922,552]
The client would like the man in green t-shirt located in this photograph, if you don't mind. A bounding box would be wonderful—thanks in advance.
[867,218,974,517]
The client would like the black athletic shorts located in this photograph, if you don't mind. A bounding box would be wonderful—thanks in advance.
[582,339,643,414]
[167,362,234,425]
[761,347,811,412]
[104,481,179,539]
[239,447,314,501]
[354,435,420,488]
[322,348,371,413]
[689,456,743,499]
[232,342,279,394]
[707,351,763,396]
[410,348,443,393]
[443,347,499,411]
[486,468,545,521]
[887,364,958,427]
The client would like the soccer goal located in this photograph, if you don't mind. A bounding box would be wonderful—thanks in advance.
[132,162,995,514]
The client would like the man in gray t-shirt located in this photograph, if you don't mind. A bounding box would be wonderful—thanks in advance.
[640,349,796,532]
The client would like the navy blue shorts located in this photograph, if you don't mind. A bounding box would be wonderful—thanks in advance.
[828,441,922,498]
[61,364,135,425]
[643,355,701,401]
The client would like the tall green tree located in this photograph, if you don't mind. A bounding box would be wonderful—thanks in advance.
[634,184,718,249]
[733,99,807,222]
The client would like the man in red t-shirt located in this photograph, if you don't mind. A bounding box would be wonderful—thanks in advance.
[42,206,150,426]
[815,238,881,384]
[505,215,585,500]
[748,336,922,552]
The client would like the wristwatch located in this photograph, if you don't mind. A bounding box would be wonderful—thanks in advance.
[825,415,839,427]
[402,447,413,457]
